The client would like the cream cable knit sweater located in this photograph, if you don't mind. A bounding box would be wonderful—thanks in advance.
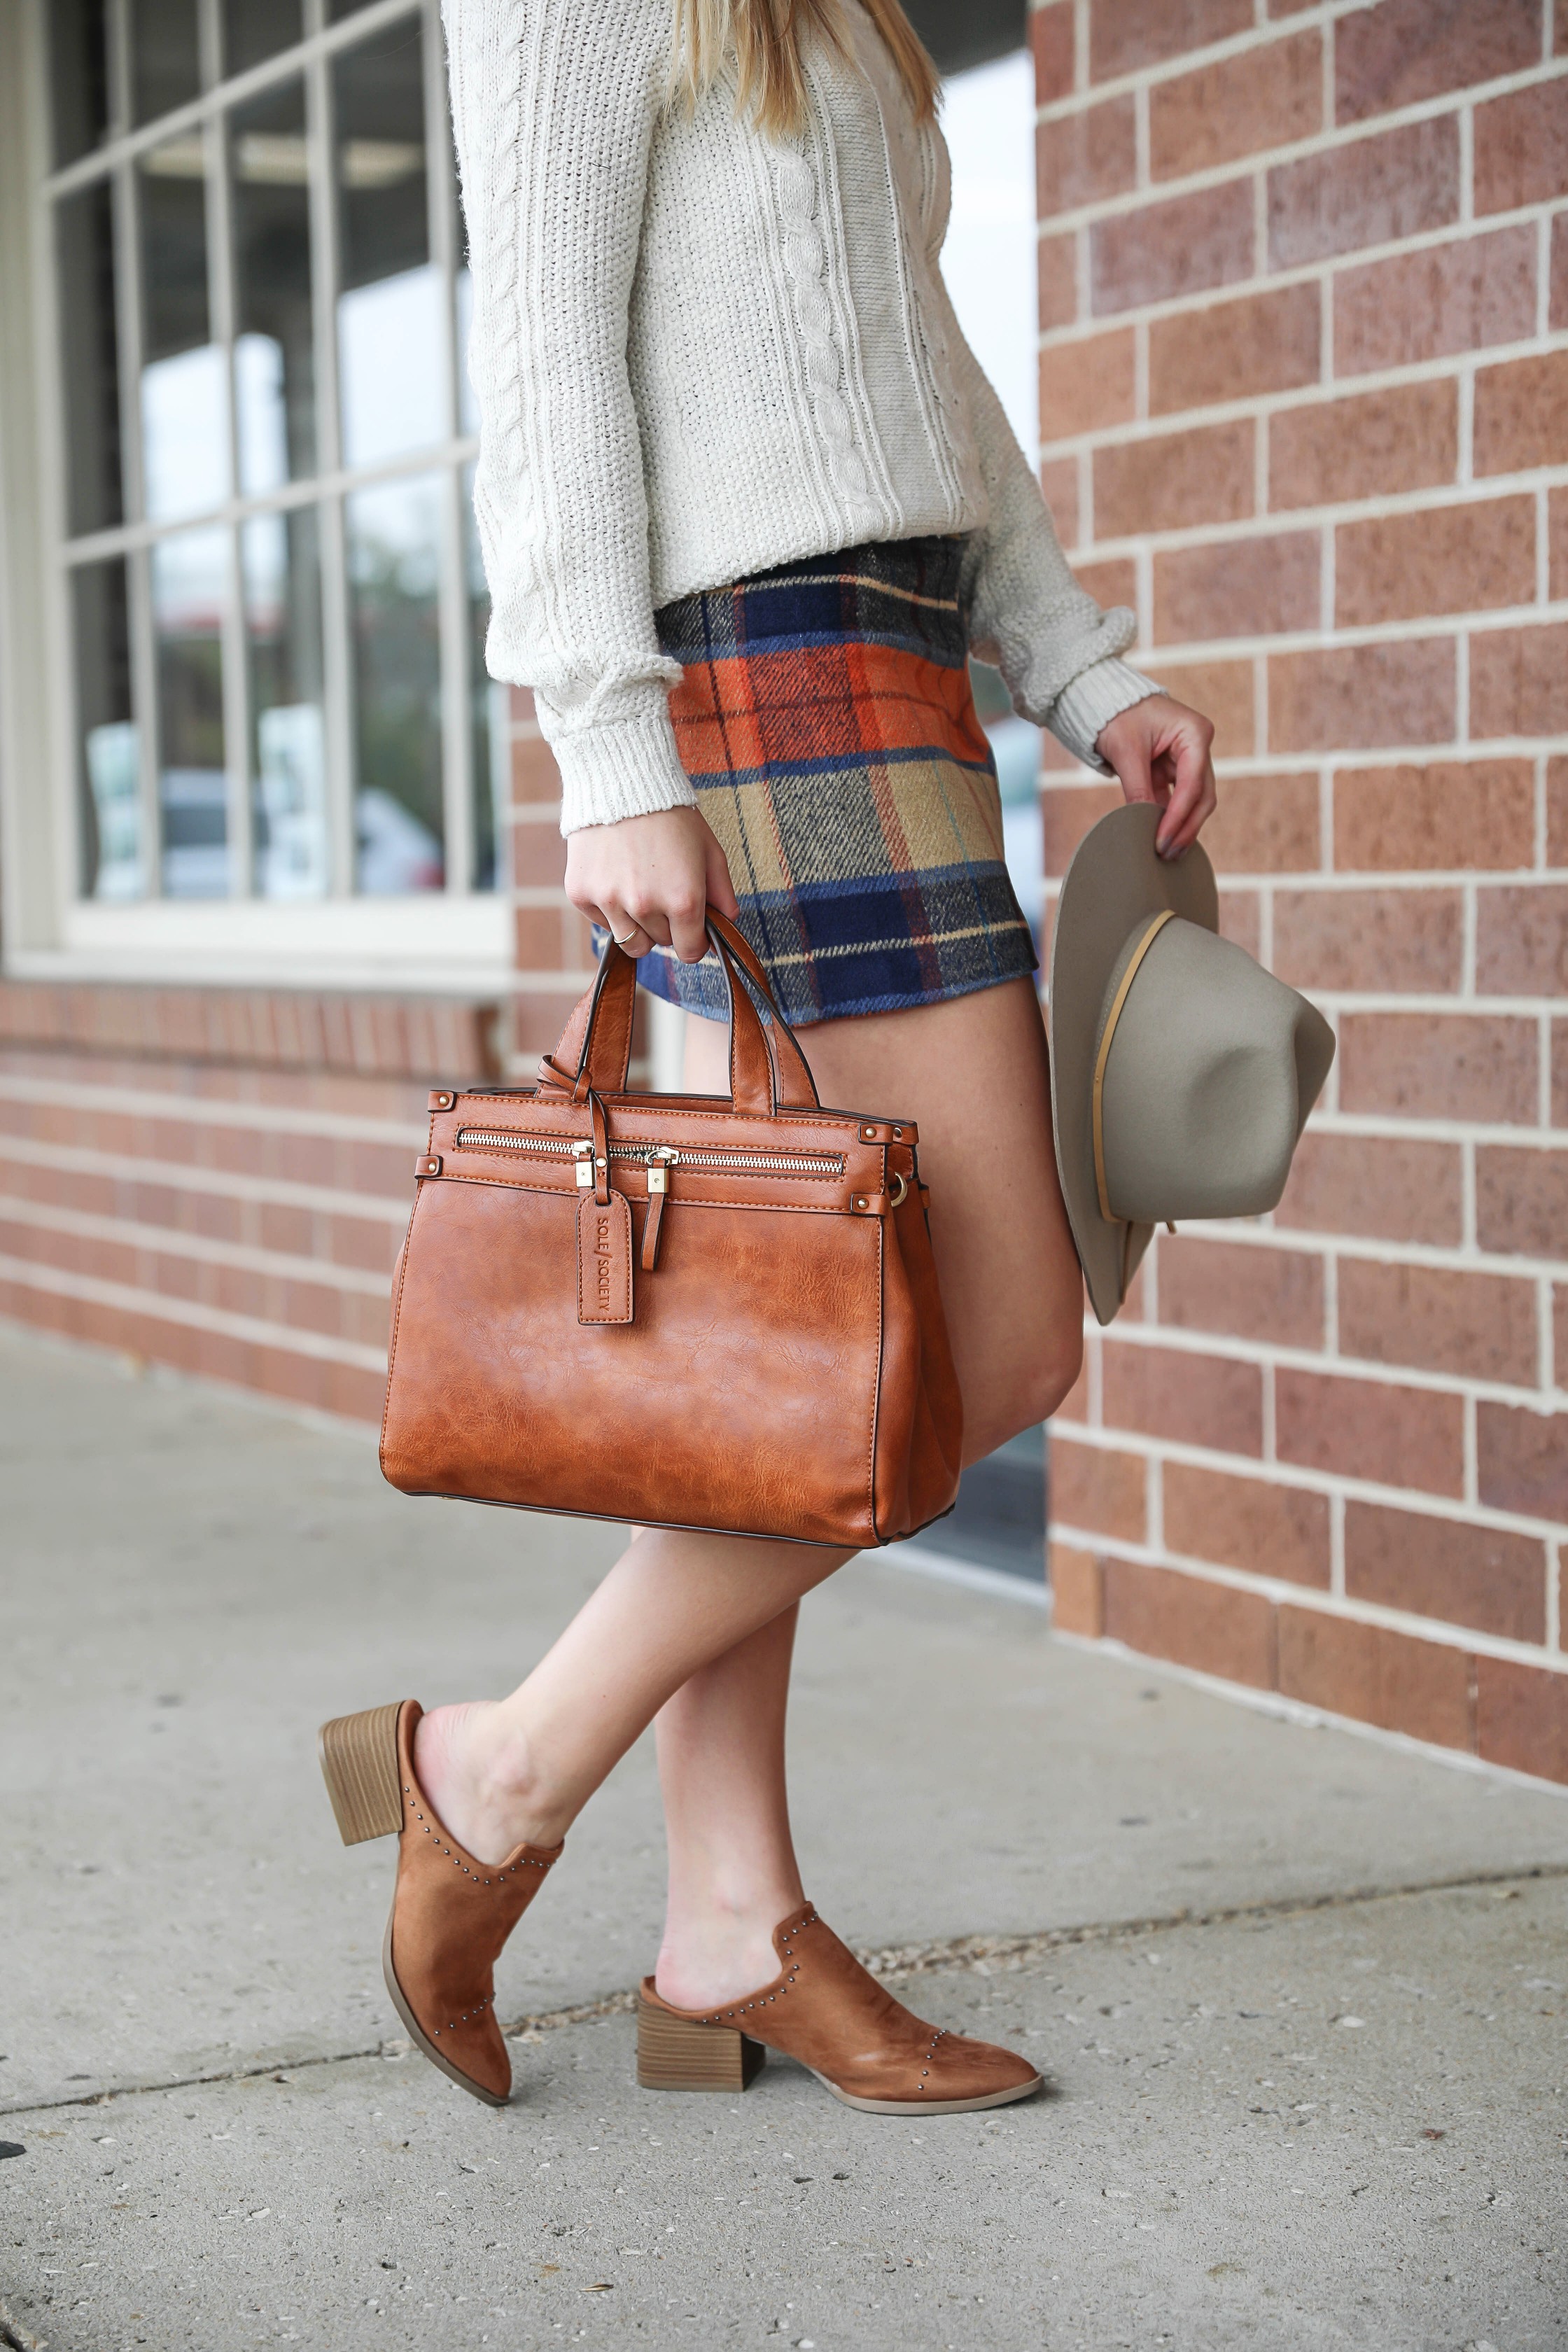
[444,0,1161,834]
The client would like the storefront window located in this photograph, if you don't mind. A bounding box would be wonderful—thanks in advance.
[48,0,486,906]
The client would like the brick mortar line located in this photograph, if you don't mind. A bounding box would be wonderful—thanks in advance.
[1049,1524,1568,1670]
[1051,1420,1567,1544]
[1096,1223,1564,1293]
[1239,1102,1563,1140]
[1033,5,1563,120]
[0,1255,388,1375]
[1040,271,1568,365]
[1070,1313,1563,1411]
[0,1138,412,1222]
[1071,475,1568,552]
[0,1074,424,1147]
[1033,64,1568,214]
[0,1197,393,1296]
[5,1861,1564,2123]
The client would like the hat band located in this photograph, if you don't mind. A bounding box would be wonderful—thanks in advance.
[1091,908,1175,1224]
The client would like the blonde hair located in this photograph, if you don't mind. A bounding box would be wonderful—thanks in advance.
[670,0,939,139]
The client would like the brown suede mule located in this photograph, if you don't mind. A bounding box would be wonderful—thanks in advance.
[636,1904,1042,2115]
[318,1698,561,2106]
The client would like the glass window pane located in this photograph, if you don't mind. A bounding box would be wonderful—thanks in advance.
[50,0,111,167]
[335,24,445,470]
[328,0,383,19]
[243,510,328,899]
[464,467,502,891]
[232,79,316,492]
[56,182,125,537]
[151,527,230,897]
[347,475,444,894]
[223,0,303,76]
[71,558,142,902]
[139,135,228,521]
[132,0,201,127]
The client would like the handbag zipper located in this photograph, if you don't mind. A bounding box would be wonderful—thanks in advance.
[454,1126,845,1178]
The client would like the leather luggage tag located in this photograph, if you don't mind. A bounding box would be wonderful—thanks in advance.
[577,1188,634,1324]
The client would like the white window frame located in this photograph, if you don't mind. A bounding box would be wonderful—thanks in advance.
[0,0,511,995]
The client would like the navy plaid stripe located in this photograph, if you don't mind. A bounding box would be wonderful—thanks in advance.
[624,535,1035,1028]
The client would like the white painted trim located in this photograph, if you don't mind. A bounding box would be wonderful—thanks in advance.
[3,892,511,994]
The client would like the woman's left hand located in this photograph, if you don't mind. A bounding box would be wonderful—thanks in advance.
[1096,693,1217,861]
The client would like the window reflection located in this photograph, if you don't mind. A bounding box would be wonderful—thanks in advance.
[347,477,444,893]
[465,468,503,891]
[232,79,316,492]
[73,559,141,902]
[132,0,201,127]
[335,24,444,470]
[243,510,328,899]
[224,0,303,76]
[57,183,124,537]
[151,528,230,897]
[50,0,111,169]
[139,134,228,522]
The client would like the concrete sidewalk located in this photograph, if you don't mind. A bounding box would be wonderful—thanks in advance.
[2,1323,1566,2351]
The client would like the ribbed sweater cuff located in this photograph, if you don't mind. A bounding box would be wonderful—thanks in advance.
[1049,657,1166,775]
[553,710,698,836]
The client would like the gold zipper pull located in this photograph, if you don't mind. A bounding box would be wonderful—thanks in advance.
[642,1149,676,1270]
[573,1139,594,1190]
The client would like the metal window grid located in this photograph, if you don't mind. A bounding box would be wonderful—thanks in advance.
[41,0,487,908]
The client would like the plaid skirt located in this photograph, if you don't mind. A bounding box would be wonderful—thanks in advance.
[631,535,1037,1027]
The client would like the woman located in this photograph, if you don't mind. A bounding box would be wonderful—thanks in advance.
[325,0,1217,2115]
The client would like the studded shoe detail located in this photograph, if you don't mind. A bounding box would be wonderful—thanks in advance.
[318,1698,562,2106]
[636,1904,1042,2115]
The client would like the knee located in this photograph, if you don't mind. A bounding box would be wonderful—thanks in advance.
[962,1324,1084,1465]
[1035,1320,1084,1425]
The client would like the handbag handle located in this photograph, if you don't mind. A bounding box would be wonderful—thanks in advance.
[537,910,820,1116]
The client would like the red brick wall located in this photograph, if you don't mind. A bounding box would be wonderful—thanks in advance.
[0,987,500,1420]
[1035,0,1568,1786]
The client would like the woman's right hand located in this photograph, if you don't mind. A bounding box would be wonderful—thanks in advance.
[564,806,740,963]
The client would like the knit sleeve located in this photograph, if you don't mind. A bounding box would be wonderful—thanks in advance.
[444,0,694,834]
[946,321,1163,776]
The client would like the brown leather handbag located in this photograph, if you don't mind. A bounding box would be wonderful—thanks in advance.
[379,911,962,1547]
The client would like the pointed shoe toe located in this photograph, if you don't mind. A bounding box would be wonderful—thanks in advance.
[635,1905,1042,2115]
[318,1698,562,2107]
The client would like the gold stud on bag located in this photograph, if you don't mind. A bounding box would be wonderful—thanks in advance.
[379,911,963,1547]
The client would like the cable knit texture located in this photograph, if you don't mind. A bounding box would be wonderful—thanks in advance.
[444,0,1161,833]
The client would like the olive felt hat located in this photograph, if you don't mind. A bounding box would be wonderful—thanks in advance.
[1048,804,1336,1327]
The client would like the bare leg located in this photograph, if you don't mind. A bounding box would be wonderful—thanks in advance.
[648,979,1086,2006]
[652,1608,804,2005]
[414,1525,850,1867]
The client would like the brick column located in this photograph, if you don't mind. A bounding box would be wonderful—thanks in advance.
[1035,0,1568,1784]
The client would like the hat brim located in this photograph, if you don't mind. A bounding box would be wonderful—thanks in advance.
[1048,804,1219,1325]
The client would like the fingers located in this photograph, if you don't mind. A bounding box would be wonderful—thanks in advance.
[1110,723,1157,807]
[600,905,653,959]
[704,825,741,923]
[666,885,710,965]
[1154,718,1217,859]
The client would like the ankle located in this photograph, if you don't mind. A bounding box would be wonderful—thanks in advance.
[654,1882,801,2011]
[415,1701,571,1862]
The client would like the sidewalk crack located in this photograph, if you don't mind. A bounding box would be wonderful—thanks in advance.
[4,1858,1564,2122]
